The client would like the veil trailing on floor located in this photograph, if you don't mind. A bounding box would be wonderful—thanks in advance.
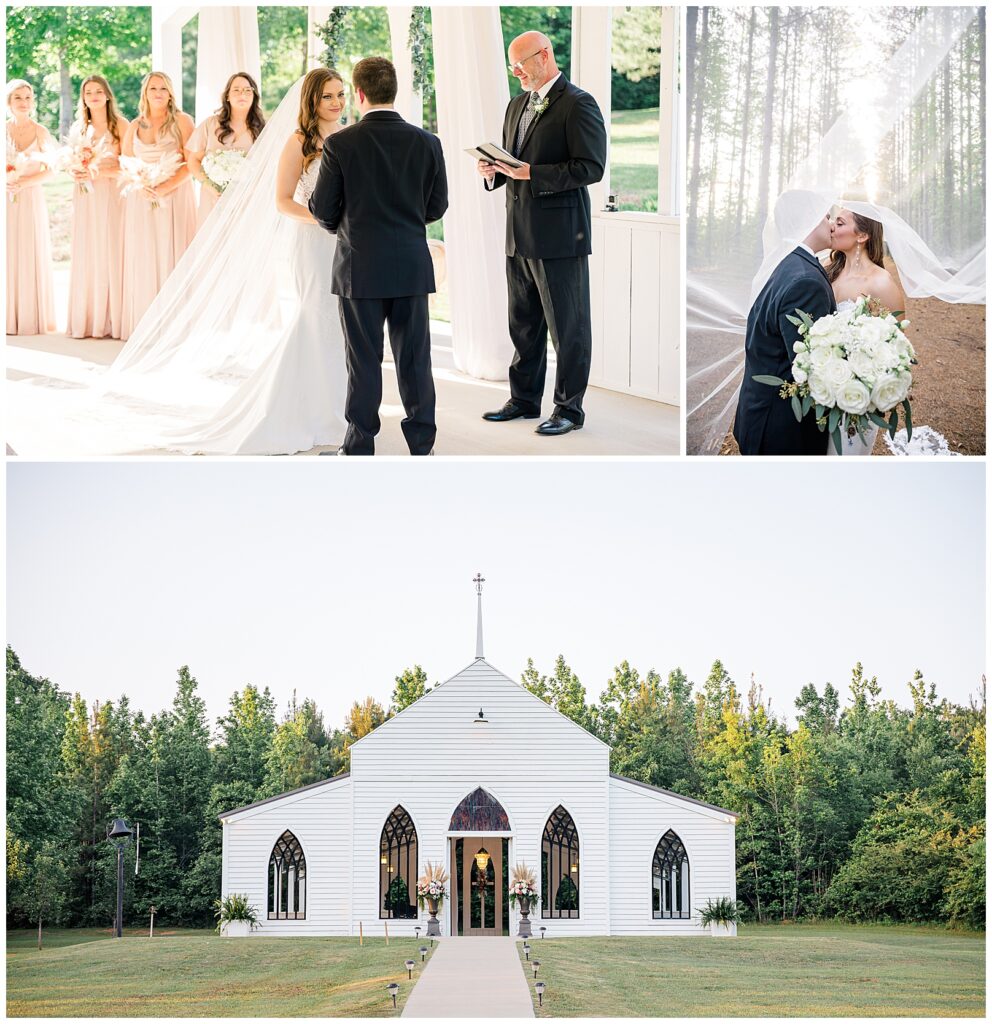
[85,76,310,443]
[686,6,985,453]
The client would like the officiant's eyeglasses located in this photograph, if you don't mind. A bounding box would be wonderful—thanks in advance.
[508,47,547,73]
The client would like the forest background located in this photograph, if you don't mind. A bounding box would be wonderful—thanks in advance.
[6,646,985,932]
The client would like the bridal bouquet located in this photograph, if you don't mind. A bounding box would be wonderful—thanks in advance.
[755,296,915,454]
[56,123,113,195]
[118,152,184,209]
[200,149,246,194]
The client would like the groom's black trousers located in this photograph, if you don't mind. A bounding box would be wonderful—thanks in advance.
[338,295,436,456]
[506,254,591,425]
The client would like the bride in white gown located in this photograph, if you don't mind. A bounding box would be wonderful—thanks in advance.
[94,69,347,455]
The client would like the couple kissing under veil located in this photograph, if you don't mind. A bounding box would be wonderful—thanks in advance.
[86,62,438,456]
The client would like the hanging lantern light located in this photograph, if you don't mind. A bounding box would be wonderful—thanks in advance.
[474,847,491,871]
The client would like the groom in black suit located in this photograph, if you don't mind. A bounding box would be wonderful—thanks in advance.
[310,57,448,455]
[478,31,607,436]
[733,204,836,455]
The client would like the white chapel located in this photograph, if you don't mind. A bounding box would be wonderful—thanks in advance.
[220,589,738,937]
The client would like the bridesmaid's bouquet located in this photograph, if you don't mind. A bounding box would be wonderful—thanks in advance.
[754,296,916,455]
[6,137,28,203]
[118,152,184,210]
[200,149,246,194]
[57,123,114,195]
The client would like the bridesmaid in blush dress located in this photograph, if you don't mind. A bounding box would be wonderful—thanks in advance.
[119,70,195,341]
[5,78,56,336]
[66,75,129,339]
[186,71,265,232]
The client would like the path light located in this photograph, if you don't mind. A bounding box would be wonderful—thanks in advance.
[387,982,399,1008]
[540,926,547,939]
[532,960,541,979]
[419,945,428,962]
[535,981,546,1007]
[415,925,421,939]
[523,942,530,960]
[405,959,415,979]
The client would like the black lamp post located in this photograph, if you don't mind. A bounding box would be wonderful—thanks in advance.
[107,818,132,938]
[535,981,546,1007]
[405,959,415,979]
[387,982,399,1008]
[532,960,541,979]
[419,945,428,962]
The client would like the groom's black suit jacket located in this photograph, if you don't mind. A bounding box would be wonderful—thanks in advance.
[309,110,448,298]
[733,247,836,456]
[487,74,606,259]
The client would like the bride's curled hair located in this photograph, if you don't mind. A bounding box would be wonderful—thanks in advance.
[298,67,344,171]
[826,210,885,283]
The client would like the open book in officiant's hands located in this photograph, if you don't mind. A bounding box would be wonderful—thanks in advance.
[464,143,525,169]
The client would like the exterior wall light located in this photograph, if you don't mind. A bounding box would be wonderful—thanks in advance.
[474,707,488,724]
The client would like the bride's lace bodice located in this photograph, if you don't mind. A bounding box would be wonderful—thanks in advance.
[836,298,857,313]
[294,158,322,205]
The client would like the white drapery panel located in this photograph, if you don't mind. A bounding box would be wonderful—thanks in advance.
[431,5,514,381]
[387,6,422,126]
[195,6,262,123]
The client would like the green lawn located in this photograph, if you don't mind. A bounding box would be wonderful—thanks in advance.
[6,930,435,1017]
[610,106,660,213]
[517,923,986,1017]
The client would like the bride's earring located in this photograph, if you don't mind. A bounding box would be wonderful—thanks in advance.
[855,242,862,271]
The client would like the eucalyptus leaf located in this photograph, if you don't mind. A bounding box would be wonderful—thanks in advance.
[753,375,785,386]
[903,399,913,442]
[785,314,803,327]
[791,395,803,422]
[868,411,890,430]
[888,409,899,439]
[815,404,824,420]
[801,395,812,416]
[831,427,843,456]
[828,407,841,434]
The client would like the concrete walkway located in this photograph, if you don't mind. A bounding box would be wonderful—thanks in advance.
[402,937,534,1018]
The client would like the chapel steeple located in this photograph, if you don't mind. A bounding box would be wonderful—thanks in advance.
[473,573,485,659]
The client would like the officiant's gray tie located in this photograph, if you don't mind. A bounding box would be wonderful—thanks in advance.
[514,92,541,156]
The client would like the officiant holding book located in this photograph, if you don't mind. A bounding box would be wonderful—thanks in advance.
[477,31,607,436]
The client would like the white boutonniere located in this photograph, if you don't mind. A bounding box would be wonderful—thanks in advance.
[532,96,550,117]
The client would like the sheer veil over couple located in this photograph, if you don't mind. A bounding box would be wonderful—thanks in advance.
[88,31,605,456]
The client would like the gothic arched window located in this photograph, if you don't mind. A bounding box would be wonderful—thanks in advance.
[541,806,580,919]
[380,806,418,919]
[269,830,306,919]
[448,787,511,832]
[652,830,690,919]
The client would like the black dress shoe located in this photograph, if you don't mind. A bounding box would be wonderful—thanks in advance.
[482,401,541,422]
[536,414,582,436]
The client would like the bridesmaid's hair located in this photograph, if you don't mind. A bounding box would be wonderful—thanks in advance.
[825,211,885,284]
[298,68,343,172]
[75,75,124,147]
[138,70,184,145]
[216,71,266,144]
[5,78,35,114]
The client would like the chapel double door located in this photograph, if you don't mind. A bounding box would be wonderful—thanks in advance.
[456,836,504,936]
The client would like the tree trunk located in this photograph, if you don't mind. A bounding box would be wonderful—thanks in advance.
[732,8,756,253]
[37,915,43,951]
[755,7,779,256]
[59,53,73,138]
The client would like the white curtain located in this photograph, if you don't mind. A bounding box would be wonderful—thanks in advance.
[686,6,985,454]
[387,6,422,126]
[195,6,262,123]
[431,5,514,381]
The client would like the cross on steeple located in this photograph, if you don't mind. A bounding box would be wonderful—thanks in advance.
[473,574,485,659]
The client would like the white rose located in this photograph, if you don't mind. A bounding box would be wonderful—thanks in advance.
[822,354,854,389]
[806,372,835,408]
[810,345,834,369]
[871,371,911,412]
[835,377,871,415]
[794,340,808,354]
[792,363,808,384]
[857,318,888,347]
[892,332,916,361]
[872,343,901,372]
[847,348,877,383]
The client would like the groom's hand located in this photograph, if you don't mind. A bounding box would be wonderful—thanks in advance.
[494,160,530,181]
[476,159,496,182]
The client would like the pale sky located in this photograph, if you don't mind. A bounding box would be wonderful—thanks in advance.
[6,461,986,736]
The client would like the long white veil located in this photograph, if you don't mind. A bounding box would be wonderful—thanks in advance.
[87,76,309,441]
[686,6,985,454]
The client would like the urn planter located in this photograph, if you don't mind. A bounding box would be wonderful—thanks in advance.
[222,920,252,938]
[426,897,442,936]
[516,897,533,938]
[709,921,736,937]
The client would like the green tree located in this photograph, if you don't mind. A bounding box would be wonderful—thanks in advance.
[391,665,430,714]
[15,841,70,949]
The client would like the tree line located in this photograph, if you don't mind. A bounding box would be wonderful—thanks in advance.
[6,646,984,934]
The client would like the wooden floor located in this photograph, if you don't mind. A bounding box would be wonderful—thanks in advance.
[6,324,679,458]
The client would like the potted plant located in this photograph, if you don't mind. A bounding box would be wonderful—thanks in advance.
[214,893,261,937]
[698,897,739,937]
[416,860,449,937]
[509,863,541,937]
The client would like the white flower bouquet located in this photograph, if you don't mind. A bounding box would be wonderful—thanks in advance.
[416,860,449,909]
[6,137,28,203]
[200,148,246,194]
[754,295,915,454]
[118,152,184,209]
[57,123,114,195]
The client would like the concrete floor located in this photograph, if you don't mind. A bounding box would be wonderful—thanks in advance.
[402,937,535,1018]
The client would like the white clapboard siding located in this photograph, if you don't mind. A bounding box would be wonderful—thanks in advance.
[221,775,353,936]
[589,213,680,406]
[351,659,610,936]
[608,776,737,936]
